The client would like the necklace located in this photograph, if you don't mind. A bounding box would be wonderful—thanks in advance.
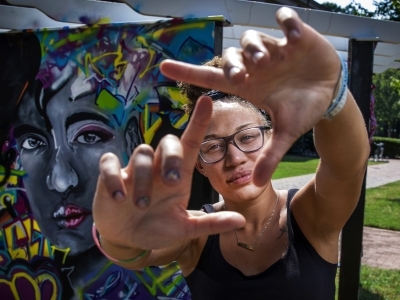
[224,192,279,251]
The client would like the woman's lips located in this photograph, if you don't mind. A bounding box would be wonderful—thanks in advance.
[53,205,91,229]
[229,174,252,184]
[227,171,252,184]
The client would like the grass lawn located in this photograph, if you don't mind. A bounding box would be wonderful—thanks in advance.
[335,266,400,300]
[275,156,400,299]
[272,155,320,179]
[272,155,382,180]
[364,181,400,231]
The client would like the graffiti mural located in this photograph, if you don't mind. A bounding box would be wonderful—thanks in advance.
[0,18,217,299]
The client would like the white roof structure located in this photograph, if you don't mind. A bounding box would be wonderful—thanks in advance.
[1,0,400,73]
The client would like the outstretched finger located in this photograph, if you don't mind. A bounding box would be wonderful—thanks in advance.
[276,7,303,44]
[221,47,247,85]
[180,96,213,172]
[127,144,155,209]
[98,152,127,201]
[240,30,271,72]
[94,153,131,236]
[160,60,234,94]
[154,134,184,185]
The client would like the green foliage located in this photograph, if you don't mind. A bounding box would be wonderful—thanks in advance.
[374,0,400,21]
[359,266,400,299]
[322,1,374,17]
[364,181,400,231]
[288,130,316,157]
[272,155,320,179]
[373,69,400,137]
[323,0,400,21]
[390,76,400,95]
[335,266,400,300]
[273,155,381,180]
[371,137,400,158]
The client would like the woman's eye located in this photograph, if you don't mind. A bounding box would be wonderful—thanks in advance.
[240,135,255,142]
[207,142,224,152]
[21,137,46,150]
[75,132,102,144]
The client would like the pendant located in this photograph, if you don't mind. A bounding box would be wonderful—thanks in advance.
[237,241,255,251]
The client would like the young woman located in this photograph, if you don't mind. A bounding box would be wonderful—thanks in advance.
[92,7,369,299]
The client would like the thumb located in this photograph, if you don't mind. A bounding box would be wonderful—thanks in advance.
[252,132,295,186]
[187,212,246,239]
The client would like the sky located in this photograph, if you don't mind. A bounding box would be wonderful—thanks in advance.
[315,0,377,11]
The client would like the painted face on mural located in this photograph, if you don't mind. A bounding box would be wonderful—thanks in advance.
[13,76,142,256]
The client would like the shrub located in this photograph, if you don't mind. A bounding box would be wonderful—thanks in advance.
[288,130,318,157]
[370,136,400,158]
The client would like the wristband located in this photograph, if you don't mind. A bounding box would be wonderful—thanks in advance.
[92,223,148,264]
[323,54,348,120]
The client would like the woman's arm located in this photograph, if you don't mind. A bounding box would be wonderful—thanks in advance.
[291,89,369,261]
[313,90,369,231]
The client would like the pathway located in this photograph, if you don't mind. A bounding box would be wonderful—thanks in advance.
[272,159,400,270]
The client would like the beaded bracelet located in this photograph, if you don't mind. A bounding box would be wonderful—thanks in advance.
[323,54,348,121]
[92,223,148,264]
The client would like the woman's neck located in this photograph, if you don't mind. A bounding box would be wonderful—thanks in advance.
[222,184,279,227]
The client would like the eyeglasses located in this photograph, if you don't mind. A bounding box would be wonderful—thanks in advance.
[199,126,269,164]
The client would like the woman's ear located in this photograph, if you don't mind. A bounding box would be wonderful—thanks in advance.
[195,161,207,177]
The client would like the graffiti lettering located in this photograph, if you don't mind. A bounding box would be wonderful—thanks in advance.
[3,217,51,262]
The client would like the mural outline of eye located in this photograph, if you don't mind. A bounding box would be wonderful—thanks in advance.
[75,132,102,144]
[71,124,115,145]
[21,136,47,150]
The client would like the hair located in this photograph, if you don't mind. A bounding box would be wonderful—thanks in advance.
[0,33,41,187]
[178,56,272,128]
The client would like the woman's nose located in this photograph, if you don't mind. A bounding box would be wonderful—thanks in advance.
[224,143,247,167]
[46,148,78,194]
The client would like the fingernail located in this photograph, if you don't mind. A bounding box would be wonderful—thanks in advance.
[289,28,300,40]
[253,52,264,64]
[165,169,181,181]
[279,7,294,20]
[229,67,241,79]
[136,196,150,209]
[113,190,125,201]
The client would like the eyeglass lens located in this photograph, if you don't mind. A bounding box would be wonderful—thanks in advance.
[200,127,264,163]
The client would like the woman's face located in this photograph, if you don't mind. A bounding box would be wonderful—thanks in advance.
[13,79,141,256]
[197,102,270,202]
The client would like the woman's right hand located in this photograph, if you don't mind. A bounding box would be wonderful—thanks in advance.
[92,96,245,258]
[160,7,343,187]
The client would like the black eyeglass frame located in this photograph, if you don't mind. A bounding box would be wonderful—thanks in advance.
[199,125,270,164]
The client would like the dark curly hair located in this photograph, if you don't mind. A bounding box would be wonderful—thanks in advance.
[178,56,271,128]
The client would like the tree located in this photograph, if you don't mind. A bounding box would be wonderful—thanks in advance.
[373,69,400,137]
[322,1,374,17]
[323,0,400,21]
[374,0,400,21]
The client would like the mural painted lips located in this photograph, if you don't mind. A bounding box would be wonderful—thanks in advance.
[53,205,91,229]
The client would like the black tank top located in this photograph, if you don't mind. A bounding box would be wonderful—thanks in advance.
[185,189,337,300]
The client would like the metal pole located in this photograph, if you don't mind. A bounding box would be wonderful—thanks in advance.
[338,39,375,300]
